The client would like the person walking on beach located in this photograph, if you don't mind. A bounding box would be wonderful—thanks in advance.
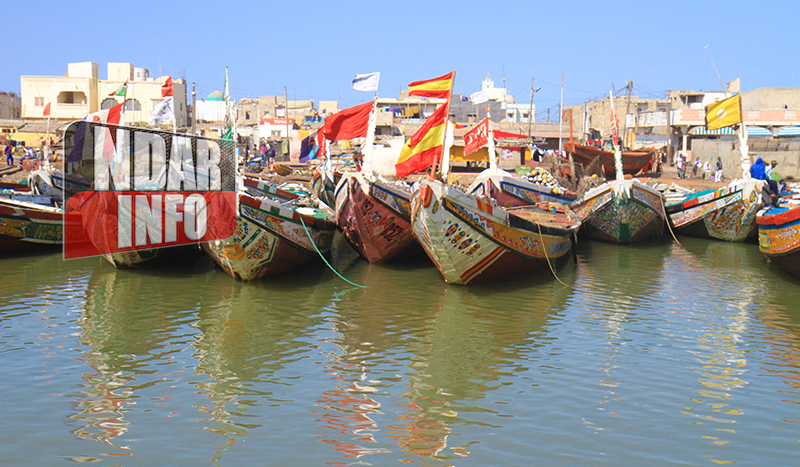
[676,153,684,179]
[5,143,13,166]
[715,157,723,182]
[692,156,701,178]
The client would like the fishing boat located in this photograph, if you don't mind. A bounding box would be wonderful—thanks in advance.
[311,166,342,208]
[467,168,577,208]
[757,198,800,278]
[569,179,666,244]
[334,171,415,263]
[411,178,581,285]
[203,191,336,281]
[0,197,62,253]
[665,179,770,241]
[563,141,655,178]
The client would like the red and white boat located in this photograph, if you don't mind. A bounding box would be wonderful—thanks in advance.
[333,171,416,263]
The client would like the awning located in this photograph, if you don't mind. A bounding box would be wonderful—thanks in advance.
[689,126,735,135]
[777,126,800,137]
[746,126,772,136]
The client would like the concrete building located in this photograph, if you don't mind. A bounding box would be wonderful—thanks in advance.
[20,62,187,126]
[0,91,21,120]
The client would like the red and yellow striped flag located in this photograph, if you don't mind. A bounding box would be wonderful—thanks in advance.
[408,72,455,99]
[395,103,448,178]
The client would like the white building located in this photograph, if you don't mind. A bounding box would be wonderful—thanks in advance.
[20,62,187,127]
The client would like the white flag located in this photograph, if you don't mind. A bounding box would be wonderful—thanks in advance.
[149,97,175,125]
[470,89,489,105]
[352,72,380,92]
[726,77,740,94]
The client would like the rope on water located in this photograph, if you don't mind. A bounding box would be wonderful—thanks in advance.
[299,215,367,288]
[660,199,681,246]
[537,221,569,287]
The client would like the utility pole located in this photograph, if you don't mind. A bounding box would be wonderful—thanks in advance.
[191,82,196,135]
[622,80,633,149]
[527,79,541,139]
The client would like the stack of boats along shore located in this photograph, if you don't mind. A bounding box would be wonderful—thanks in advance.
[2,97,799,284]
[4,143,800,286]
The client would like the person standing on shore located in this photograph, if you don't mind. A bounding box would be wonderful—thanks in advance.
[4,144,12,166]
[715,157,723,182]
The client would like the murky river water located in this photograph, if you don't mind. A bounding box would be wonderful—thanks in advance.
[1,236,799,466]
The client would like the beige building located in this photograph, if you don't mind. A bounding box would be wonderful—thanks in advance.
[20,62,187,126]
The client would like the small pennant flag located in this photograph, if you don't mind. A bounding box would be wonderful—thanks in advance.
[43,102,51,117]
[109,81,128,97]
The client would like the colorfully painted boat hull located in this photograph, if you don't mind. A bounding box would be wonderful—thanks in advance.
[0,197,62,253]
[570,179,665,244]
[667,179,770,242]
[411,179,579,285]
[468,172,577,208]
[334,172,415,263]
[204,192,336,281]
[757,204,800,278]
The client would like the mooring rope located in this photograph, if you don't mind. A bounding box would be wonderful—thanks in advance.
[536,220,569,287]
[299,215,367,288]
[660,198,681,246]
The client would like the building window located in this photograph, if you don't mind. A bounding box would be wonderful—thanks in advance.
[124,99,141,112]
[271,130,281,137]
[34,97,44,106]
[101,98,119,110]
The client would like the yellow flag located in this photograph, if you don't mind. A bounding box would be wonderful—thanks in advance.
[705,94,741,130]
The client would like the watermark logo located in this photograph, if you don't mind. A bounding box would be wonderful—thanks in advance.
[63,122,237,259]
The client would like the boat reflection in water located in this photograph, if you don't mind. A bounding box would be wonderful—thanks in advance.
[312,260,575,464]
[72,256,210,457]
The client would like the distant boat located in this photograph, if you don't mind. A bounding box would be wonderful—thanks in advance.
[665,179,770,241]
[757,199,800,278]
[564,141,655,178]
[334,171,416,263]
[411,178,581,285]
[569,179,666,244]
[203,191,336,281]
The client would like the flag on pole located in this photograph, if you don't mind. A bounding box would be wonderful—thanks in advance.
[395,103,448,178]
[705,94,742,130]
[408,72,455,99]
[109,81,128,97]
[352,72,380,92]
[43,102,51,117]
[726,77,740,94]
[149,97,175,125]
[68,103,125,163]
[321,101,373,141]
[161,76,173,97]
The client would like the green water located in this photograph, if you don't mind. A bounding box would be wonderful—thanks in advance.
[1,236,799,466]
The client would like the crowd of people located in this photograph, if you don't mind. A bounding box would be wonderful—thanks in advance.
[4,143,44,167]
[675,153,724,182]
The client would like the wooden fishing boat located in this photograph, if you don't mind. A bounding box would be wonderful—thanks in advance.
[311,166,342,208]
[334,171,416,263]
[757,199,800,278]
[0,197,62,253]
[203,192,336,281]
[243,175,310,201]
[665,179,770,241]
[564,141,655,178]
[411,178,581,285]
[569,179,666,244]
[467,168,577,208]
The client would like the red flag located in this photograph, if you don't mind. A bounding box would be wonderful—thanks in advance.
[321,101,373,141]
[161,76,173,97]
[43,102,51,117]
[464,117,489,156]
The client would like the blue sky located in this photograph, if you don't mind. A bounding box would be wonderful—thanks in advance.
[4,1,799,120]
